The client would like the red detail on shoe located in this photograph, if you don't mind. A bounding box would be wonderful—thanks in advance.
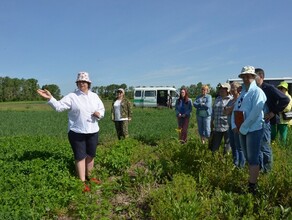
[90,178,101,184]
[83,183,90,192]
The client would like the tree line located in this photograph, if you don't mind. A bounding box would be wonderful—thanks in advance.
[0,76,217,102]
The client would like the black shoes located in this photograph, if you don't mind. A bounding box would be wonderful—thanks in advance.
[248,182,257,195]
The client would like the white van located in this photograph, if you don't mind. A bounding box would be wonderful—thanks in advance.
[133,86,178,108]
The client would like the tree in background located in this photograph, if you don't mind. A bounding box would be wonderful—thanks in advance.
[92,83,132,100]
[180,82,216,99]
[0,76,217,102]
[0,77,40,101]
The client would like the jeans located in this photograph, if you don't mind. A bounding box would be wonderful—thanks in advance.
[178,117,190,143]
[259,122,273,172]
[239,128,263,166]
[197,115,211,138]
[228,127,245,168]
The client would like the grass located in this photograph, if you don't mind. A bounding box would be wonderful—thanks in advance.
[0,101,291,219]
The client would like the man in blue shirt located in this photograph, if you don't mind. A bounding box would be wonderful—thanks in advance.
[255,68,289,173]
[232,66,267,194]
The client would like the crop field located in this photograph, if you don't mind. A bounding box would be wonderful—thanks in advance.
[0,100,291,219]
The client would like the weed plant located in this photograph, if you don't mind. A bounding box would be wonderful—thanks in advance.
[0,102,291,219]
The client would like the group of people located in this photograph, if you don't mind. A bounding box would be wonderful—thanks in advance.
[37,72,132,192]
[175,66,292,194]
[37,69,291,194]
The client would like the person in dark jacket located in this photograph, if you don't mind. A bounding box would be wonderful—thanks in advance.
[255,68,290,172]
[175,88,192,143]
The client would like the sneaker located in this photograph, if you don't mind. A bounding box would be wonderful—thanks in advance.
[83,182,90,192]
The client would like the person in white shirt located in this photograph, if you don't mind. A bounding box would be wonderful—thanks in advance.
[111,88,132,139]
[37,72,105,192]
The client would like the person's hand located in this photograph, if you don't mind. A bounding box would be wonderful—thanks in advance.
[233,128,239,134]
[223,106,232,115]
[264,112,275,121]
[92,111,101,118]
[37,89,52,100]
[178,113,182,118]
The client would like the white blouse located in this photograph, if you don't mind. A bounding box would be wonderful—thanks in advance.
[48,89,105,133]
[113,100,128,121]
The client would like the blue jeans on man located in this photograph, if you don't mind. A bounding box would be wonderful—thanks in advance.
[259,122,273,172]
[228,127,245,168]
[239,128,263,166]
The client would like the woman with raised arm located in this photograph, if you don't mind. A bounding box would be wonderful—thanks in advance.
[37,71,105,192]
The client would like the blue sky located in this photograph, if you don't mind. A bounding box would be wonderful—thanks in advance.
[1,0,292,95]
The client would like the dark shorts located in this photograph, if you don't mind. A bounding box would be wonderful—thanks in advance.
[68,130,99,161]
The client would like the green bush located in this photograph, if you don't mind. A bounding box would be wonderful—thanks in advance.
[149,173,202,219]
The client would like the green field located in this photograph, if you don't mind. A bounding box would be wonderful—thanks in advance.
[0,101,291,219]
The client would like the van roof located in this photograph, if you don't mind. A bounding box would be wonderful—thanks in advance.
[134,86,177,90]
[227,77,292,83]
[135,86,175,88]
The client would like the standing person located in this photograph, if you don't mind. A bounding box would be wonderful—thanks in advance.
[37,72,105,192]
[175,88,192,143]
[224,82,245,168]
[232,66,266,194]
[276,81,292,145]
[167,94,173,109]
[193,85,212,144]
[255,68,289,172]
[210,83,232,154]
[111,88,132,140]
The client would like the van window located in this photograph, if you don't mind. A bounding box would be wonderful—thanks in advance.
[170,90,176,97]
[145,91,156,97]
[135,90,142,97]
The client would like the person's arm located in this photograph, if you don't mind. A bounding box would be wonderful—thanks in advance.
[92,96,105,119]
[204,95,212,110]
[37,89,52,100]
[127,99,133,120]
[37,89,71,112]
[184,99,193,116]
[283,94,292,112]
[193,96,201,108]
[223,99,234,116]
[268,86,290,114]
[175,100,180,117]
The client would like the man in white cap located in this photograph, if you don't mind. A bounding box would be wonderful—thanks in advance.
[231,66,266,194]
